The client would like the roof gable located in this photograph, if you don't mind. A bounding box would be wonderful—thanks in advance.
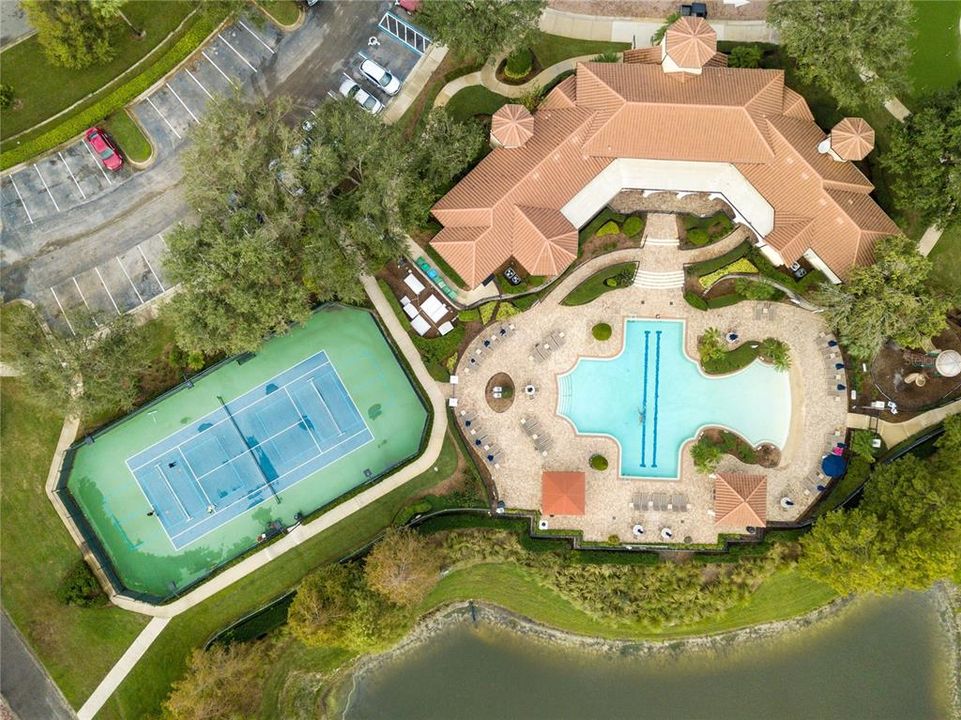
[714,473,767,527]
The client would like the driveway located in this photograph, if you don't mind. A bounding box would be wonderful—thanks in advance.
[1,1,439,336]
[1,612,75,720]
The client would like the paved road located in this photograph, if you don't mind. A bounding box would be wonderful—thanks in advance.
[1,1,429,335]
[1,612,75,720]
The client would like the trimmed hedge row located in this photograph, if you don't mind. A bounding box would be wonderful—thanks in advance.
[0,10,220,170]
[686,241,752,277]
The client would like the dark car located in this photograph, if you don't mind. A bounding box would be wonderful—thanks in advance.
[85,127,123,172]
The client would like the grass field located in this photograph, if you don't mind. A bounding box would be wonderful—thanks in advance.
[0,1,193,138]
[103,109,152,163]
[561,262,638,306]
[529,32,631,68]
[906,0,961,104]
[445,86,510,123]
[927,223,961,296]
[257,0,301,27]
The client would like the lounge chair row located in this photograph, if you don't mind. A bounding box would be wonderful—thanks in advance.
[630,492,691,513]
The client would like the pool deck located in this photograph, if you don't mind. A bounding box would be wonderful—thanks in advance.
[454,238,847,545]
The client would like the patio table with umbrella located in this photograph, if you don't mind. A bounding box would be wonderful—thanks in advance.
[821,452,847,478]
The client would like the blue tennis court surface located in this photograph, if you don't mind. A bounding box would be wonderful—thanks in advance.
[126,351,372,549]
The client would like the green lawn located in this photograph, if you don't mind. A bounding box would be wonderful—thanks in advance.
[702,341,761,375]
[906,0,961,105]
[561,262,638,306]
[103,109,152,163]
[529,32,631,68]
[96,434,461,720]
[0,377,149,708]
[927,223,961,296]
[0,1,194,138]
[257,0,301,27]
[445,86,511,123]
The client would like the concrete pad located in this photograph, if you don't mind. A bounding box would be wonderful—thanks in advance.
[917,226,944,257]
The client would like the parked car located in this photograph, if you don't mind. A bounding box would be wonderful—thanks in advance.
[396,0,420,12]
[359,59,401,96]
[85,127,123,171]
[338,77,383,114]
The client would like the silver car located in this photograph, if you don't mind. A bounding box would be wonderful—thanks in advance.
[359,59,401,96]
[338,77,383,114]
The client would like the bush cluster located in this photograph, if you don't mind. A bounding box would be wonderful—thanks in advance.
[589,453,609,471]
[596,220,620,237]
[592,322,612,341]
[698,258,758,290]
[684,291,709,311]
[622,215,644,237]
[56,560,103,607]
[504,47,534,79]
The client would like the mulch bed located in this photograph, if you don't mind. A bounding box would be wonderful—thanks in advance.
[702,428,780,469]
[495,55,543,86]
[580,231,641,260]
[485,372,515,413]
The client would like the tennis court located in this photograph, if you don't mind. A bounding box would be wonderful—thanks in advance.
[64,307,428,599]
[128,351,372,549]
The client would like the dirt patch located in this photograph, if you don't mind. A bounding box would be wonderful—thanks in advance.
[610,190,728,217]
[485,372,515,412]
[702,428,778,468]
[580,231,641,260]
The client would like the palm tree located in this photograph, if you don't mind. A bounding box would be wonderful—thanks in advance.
[760,338,791,372]
[698,327,725,362]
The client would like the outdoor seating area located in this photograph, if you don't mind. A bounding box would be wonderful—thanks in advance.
[465,323,516,372]
[630,492,691,513]
[399,270,456,337]
[459,408,504,468]
[520,416,554,455]
[819,333,849,401]
[529,330,566,363]
[415,256,459,301]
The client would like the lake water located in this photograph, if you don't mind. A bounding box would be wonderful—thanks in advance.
[344,592,951,720]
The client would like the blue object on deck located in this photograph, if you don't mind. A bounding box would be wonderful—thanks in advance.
[821,453,847,478]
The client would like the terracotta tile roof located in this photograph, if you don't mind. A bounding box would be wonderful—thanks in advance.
[429,21,898,287]
[623,47,663,65]
[714,473,767,527]
[664,16,717,70]
[491,104,534,148]
[831,117,875,161]
[541,471,586,516]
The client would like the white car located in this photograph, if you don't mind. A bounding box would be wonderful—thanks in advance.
[359,59,401,96]
[338,77,383,114]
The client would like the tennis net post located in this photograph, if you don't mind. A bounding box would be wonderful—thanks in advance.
[217,395,281,505]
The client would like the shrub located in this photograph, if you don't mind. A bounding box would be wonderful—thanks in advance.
[592,322,612,341]
[580,208,626,242]
[504,47,534,79]
[684,291,709,311]
[622,215,644,237]
[596,220,620,237]
[604,277,618,288]
[590,454,609,471]
[445,353,458,373]
[698,258,758,289]
[458,308,480,322]
[697,327,725,362]
[734,278,778,300]
[728,44,763,68]
[759,337,791,371]
[56,560,103,607]
[687,228,710,246]
[593,51,621,63]
[691,437,722,474]
[479,302,497,324]
[495,302,520,321]
[851,429,878,463]
[0,84,14,110]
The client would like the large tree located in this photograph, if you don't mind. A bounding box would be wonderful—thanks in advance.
[882,83,961,230]
[418,0,546,61]
[769,0,914,109]
[815,235,954,359]
[22,0,118,69]
[161,642,266,720]
[799,416,961,594]
[363,528,441,607]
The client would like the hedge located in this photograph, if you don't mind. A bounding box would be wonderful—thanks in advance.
[622,215,644,237]
[596,220,620,237]
[0,10,222,170]
[479,302,497,325]
[684,291,709,311]
[687,241,752,277]
[705,293,747,309]
[592,322,612,341]
[698,258,758,289]
[504,48,534,79]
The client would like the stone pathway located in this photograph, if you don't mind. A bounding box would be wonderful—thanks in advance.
[848,397,961,448]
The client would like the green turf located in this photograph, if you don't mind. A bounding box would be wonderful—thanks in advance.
[258,0,301,26]
[65,306,428,597]
[0,1,193,138]
[906,0,961,104]
[529,32,631,68]
[926,223,961,296]
[96,433,461,720]
[561,262,638,306]
[103,109,151,163]
[444,86,511,123]
[0,377,149,708]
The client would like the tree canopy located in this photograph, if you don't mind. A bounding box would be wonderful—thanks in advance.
[815,235,954,359]
[22,0,118,69]
[882,83,961,231]
[418,0,546,61]
[161,641,267,720]
[799,415,961,595]
[769,0,914,109]
[363,528,442,607]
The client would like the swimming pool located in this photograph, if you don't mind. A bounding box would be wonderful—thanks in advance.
[556,319,791,479]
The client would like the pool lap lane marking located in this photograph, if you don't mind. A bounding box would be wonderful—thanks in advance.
[641,329,650,468]
[652,330,662,468]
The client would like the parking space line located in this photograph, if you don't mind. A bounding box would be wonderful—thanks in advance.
[58,151,87,200]
[166,82,199,123]
[116,257,145,304]
[185,68,214,99]
[50,287,76,335]
[9,176,33,224]
[33,164,61,211]
[237,20,275,54]
[158,232,169,250]
[95,267,122,315]
[218,34,257,72]
[146,96,183,140]
[83,140,114,185]
[138,244,166,291]
[71,276,100,326]
[202,50,238,88]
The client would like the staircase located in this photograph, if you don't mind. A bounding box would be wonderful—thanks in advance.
[633,269,685,289]
[642,236,680,247]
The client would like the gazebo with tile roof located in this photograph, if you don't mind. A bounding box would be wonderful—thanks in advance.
[541,471,586,516]
[713,472,767,528]
[491,104,535,149]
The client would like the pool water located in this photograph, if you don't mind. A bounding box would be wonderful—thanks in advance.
[557,319,791,479]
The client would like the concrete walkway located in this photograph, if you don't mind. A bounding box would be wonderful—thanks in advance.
[848,398,961,448]
[383,44,449,123]
[76,618,169,720]
[1,612,75,720]
[917,225,945,257]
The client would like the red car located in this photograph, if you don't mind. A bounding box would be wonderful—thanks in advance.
[85,127,123,172]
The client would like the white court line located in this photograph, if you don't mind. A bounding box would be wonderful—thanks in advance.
[308,378,342,433]
[138,244,166,291]
[283,387,322,452]
[82,139,113,184]
[49,287,76,335]
[177,448,214,506]
[184,68,213,99]
[116,256,144,304]
[146,96,182,140]
[94,266,121,315]
[165,82,199,123]
[58,151,86,199]
[155,464,192,520]
[237,19,275,54]
[8,176,33,224]
[201,50,238,88]
[71,276,100,326]
[33,164,61,212]
[218,33,257,71]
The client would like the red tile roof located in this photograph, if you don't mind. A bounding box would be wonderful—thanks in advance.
[491,103,535,148]
[664,16,717,70]
[714,473,767,527]
[830,117,875,161]
[542,471,586,516]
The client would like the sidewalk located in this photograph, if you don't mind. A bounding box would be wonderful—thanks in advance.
[847,397,961,448]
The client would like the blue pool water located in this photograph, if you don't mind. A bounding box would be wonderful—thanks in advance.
[556,319,791,479]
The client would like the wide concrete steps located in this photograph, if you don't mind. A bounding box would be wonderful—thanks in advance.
[643,237,680,246]
[633,269,685,289]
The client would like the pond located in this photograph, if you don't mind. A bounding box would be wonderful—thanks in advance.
[343,592,952,720]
